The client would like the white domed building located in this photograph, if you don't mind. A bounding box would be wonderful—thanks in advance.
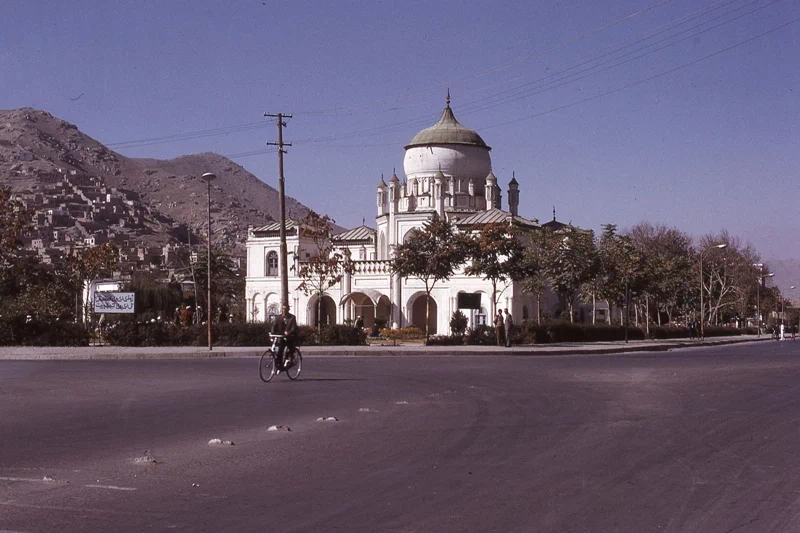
[245,94,584,332]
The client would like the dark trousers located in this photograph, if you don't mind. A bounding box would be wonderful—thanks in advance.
[277,337,297,367]
[495,326,505,346]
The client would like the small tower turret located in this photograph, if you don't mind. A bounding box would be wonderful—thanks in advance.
[434,168,446,216]
[508,172,519,216]
[485,170,497,211]
[377,174,387,216]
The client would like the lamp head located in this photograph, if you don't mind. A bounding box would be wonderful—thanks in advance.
[201,172,217,182]
[716,244,727,249]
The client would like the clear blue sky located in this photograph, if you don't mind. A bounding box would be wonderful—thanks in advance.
[2,0,798,261]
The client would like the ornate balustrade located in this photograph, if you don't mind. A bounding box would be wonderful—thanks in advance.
[351,260,391,274]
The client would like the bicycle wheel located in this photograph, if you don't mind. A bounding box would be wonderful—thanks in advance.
[286,349,302,380]
[259,350,276,382]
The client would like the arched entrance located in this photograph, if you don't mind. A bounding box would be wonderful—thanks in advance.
[376,295,391,328]
[250,293,263,322]
[410,293,437,335]
[308,294,337,327]
[349,292,375,328]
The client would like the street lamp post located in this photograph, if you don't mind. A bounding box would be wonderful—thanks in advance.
[754,263,774,337]
[699,243,727,340]
[781,285,795,327]
[201,172,217,351]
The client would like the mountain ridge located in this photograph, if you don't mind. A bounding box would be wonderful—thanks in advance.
[0,107,322,254]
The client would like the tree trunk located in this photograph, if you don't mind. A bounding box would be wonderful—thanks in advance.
[568,299,574,323]
[424,285,431,341]
[536,293,541,324]
[592,293,596,325]
[645,296,650,337]
[317,292,322,336]
[491,280,498,320]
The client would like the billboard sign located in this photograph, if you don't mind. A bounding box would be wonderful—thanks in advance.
[94,292,135,314]
[457,293,482,310]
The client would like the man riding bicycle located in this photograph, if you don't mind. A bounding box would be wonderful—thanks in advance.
[271,304,298,371]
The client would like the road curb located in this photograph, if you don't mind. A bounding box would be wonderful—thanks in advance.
[0,337,770,361]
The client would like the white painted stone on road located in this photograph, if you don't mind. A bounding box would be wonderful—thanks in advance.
[316,416,339,422]
[268,425,291,432]
[85,484,137,491]
[133,450,156,464]
[208,438,235,445]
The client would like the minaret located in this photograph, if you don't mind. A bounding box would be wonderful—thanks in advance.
[388,169,400,245]
[433,167,445,216]
[468,177,475,207]
[485,170,497,211]
[508,172,519,216]
[377,174,387,216]
[388,169,399,213]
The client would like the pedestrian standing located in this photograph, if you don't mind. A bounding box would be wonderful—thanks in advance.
[494,311,505,347]
[504,308,513,348]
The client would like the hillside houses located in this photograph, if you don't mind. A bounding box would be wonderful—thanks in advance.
[10,168,203,278]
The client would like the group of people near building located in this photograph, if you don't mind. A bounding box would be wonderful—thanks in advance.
[172,304,231,327]
[493,309,514,347]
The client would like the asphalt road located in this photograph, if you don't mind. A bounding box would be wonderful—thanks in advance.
[2,342,800,533]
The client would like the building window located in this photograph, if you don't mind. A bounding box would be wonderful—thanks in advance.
[266,251,278,276]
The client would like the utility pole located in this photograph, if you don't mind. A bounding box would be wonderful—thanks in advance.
[265,112,292,309]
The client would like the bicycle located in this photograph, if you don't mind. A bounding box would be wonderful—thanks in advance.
[259,334,302,382]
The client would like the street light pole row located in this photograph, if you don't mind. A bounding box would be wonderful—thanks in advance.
[754,263,773,337]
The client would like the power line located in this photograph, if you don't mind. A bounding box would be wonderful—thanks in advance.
[479,16,800,131]
[293,0,772,146]
[291,0,671,117]
[108,121,272,149]
[458,0,771,117]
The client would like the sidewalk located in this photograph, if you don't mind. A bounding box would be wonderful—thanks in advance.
[0,335,769,360]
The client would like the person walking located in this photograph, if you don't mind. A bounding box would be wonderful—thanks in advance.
[504,308,513,348]
[494,311,505,347]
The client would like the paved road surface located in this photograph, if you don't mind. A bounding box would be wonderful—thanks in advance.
[2,341,800,532]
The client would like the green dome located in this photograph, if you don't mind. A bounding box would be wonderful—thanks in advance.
[405,104,490,150]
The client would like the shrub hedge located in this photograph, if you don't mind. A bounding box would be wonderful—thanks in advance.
[426,334,464,346]
[103,320,365,347]
[0,318,89,346]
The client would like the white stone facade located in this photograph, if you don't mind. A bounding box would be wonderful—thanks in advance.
[245,97,602,332]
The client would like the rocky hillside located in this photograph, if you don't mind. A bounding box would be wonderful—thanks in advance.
[0,107,316,252]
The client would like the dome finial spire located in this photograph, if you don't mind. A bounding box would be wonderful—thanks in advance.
[446,88,451,108]
[553,206,556,221]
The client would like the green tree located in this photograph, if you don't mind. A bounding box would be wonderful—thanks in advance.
[181,247,242,322]
[594,224,645,325]
[464,222,528,318]
[521,229,555,324]
[629,222,694,325]
[391,214,469,340]
[66,243,119,321]
[0,188,27,266]
[295,211,354,335]
[544,226,597,323]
